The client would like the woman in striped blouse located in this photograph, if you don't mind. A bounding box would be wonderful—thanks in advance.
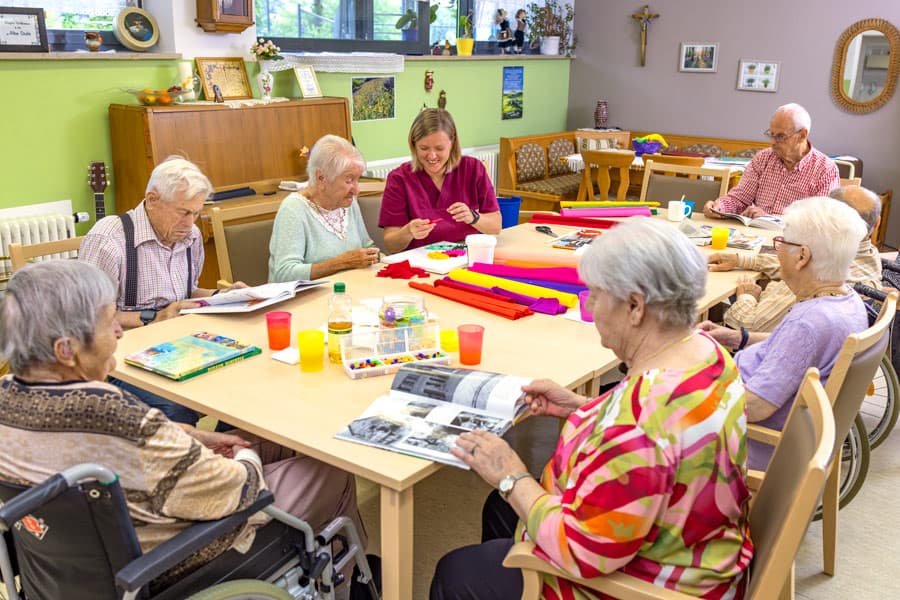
[431,218,754,599]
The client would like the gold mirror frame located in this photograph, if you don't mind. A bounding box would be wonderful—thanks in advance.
[832,18,900,114]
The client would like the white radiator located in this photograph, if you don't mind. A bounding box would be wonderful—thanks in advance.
[0,213,77,281]
[365,144,500,188]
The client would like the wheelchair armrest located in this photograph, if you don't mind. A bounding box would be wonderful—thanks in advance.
[114,490,275,592]
[0,474,69,530]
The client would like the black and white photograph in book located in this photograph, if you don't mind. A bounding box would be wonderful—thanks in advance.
[390,364,515,410]
[403,424,467,455]
[344,415,409,446]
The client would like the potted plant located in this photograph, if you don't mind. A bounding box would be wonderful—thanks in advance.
[457,11,474,55]
[526,0,575,56]
[395,4,440,41]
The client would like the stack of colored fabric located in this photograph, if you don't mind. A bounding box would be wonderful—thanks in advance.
[377,260,430,279]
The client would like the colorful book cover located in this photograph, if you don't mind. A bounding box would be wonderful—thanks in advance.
[125,332,261,381]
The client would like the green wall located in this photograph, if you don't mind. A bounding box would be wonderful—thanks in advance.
[0,57,570,232]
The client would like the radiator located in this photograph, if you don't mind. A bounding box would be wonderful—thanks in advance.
[0,213,77,282]
[364,145,500,188]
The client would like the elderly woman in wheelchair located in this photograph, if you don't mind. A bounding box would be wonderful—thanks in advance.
[0,260,377,600]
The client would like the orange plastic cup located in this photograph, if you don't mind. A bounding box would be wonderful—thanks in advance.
[457,324,485,366]
[710,226,729,250]
[265,311,291,350]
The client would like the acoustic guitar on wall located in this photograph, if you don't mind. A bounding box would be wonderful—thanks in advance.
[88,161,109,221]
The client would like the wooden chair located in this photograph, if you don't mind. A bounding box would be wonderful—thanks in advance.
[840,177,862,187]
[641,153,705,173]
[358,194,387,253]
[638,161,731,208]
[210,199,283,287]
[504,368,835,600]
[8,237,85,273]
[577,149,635,202]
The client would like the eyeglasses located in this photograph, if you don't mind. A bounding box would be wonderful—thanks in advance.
[763,129,800,143]
[772,235,804,251]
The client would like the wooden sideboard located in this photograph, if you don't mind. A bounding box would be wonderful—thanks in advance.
[108,97,352,287]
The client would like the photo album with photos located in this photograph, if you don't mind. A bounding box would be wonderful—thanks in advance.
[335,364,532,468]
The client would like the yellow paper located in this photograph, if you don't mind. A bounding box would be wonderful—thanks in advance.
[447,269,579,308]
[559,201,660,208]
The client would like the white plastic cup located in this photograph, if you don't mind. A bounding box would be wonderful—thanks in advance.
[667,200,691,222]
[465,234,497,267]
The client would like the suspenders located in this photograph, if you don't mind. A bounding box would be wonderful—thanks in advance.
[118,213,192,309]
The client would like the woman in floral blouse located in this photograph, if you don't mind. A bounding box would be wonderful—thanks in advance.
[431,218,753,599]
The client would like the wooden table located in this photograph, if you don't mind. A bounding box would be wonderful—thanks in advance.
[110,220,769,599]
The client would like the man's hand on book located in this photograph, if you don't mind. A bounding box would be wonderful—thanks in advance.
[741,205,767,218]
[158,299,201,322]
[451,430,528,489]
[707,253,739,272]
[522,379,587,419]
[703,200,725,219]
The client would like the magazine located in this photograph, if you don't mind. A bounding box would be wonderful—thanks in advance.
[549,228,603,251]
[697,225,763,250]
[179,280,329,314]
[124,332,261,381]
[335,364,532,468]
[382,242,468,275]
[710,207,784,230]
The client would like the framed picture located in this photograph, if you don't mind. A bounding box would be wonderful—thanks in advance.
[351,76,395,122]
[294,65,323,98]
[0,7,49,53]
[195,57,253,100]
[679,43,718,73]
[737,59,780,92]
[113,7,159,52]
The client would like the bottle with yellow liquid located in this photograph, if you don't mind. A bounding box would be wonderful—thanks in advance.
[328,282,352,363]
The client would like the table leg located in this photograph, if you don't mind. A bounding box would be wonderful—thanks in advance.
[577,167,592,202]
[380,485,414,600]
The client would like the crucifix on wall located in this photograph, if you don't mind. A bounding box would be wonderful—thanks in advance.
[631,5,659,67]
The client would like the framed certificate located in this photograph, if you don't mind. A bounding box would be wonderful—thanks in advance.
[294,65,323,98]
[0,8,49,53]
[195,57,254,100]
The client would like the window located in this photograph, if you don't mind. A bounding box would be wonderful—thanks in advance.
[5,0,131,50]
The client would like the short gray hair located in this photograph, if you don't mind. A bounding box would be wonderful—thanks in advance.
[578,218,707,329]
[306,135,365,183]
[145,156,213,203]
[0,260,116,373]
[775,103,812,135]
[829,185,882,236]
[782,197,867,281]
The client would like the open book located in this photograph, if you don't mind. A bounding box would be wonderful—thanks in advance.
[335,364,532,468]
[180,280,328,314]
[124,332,261,381]
[711,207,784,230]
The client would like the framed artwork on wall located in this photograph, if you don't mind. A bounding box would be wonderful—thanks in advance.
[294,65,323,98]
[679,43,718,73]
[351,76,395,122]
[0,7,49,53]
[113,7,159,52]
[737,59,780,92]
[195,57,253,100]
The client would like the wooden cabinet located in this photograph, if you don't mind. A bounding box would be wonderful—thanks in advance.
[109,97,352,287]
[196,0,254,33]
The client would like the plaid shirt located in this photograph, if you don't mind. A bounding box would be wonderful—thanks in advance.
[79,201,203,311]
[717,145,840,215]
[724,240,881,332]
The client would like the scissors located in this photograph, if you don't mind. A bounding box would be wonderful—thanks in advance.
[535,225,557,237]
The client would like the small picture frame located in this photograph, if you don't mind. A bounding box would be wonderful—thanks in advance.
[737,59,780,92]
[113,7,159,52]
[294,65,323,98]
[0,7,49,53]
[679,43,718,73]
[195,57,253,100]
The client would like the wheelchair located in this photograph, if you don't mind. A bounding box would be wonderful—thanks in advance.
[0,464,380,600]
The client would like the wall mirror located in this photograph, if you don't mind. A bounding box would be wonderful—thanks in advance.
[832,18,900,113]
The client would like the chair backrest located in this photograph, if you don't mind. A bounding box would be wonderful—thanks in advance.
[748,368,835,598]
[642,154,705,170]
[639,161,731,208]
[840,177,862,187]
[210,199,283,287]
[358,194,386,252]
[8,236,85,273]
[823,291,897,458]
[580,149,635,201]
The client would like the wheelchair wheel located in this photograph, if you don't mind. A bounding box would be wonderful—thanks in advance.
[813,414,870,520]
[860,354,900,449]
[186,579,293,600]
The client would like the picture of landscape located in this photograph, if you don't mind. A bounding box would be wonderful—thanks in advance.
[502,66,523,120]
[351,76,395,122]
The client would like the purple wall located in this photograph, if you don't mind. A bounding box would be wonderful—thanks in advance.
[570,1,900,246]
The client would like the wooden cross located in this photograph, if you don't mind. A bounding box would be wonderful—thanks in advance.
[631,5,659,66]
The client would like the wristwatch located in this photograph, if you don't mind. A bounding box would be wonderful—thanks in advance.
[139,309,158,326]
[469,209,481,225]
[498,471,531,502]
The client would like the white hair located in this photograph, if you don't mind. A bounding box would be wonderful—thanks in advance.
[775,103,812,135]
[0,261,116,373]
[145,155,213,203]
[306,135,366,183]
[578,218,707,329]
[782,197,867,281]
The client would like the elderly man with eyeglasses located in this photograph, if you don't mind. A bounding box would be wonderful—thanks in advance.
[703,103,840,219]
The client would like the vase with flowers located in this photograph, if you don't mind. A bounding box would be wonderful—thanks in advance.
[250,38,283,100]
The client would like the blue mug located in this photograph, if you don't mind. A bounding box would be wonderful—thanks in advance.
[683,200,695,219]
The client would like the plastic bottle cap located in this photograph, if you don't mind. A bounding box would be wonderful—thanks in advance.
[334,282,346,293]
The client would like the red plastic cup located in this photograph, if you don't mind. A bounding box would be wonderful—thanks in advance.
[578,290,594,322]
[265,311,292,350]
[457,324,485,366]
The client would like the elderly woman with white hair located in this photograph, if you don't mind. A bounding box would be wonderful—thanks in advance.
[0,260,367,597]
[269,134,379,281]
[430,218,753,599]
[702,196,869,469]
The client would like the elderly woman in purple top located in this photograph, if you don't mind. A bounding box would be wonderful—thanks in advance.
[379,108,502,253]
[702,196,869,469]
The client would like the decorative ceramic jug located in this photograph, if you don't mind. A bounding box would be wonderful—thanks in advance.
[257,61,274,101]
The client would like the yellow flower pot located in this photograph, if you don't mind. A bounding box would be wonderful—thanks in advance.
[456,38,474,56]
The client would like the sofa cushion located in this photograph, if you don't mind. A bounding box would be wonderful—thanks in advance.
[548,138,576,176]
[516,143,546,183]
[517,173,582,196]
[733,147,762,159]
[682,143,726,157]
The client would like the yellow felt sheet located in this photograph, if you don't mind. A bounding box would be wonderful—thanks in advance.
[447,269,579,308]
